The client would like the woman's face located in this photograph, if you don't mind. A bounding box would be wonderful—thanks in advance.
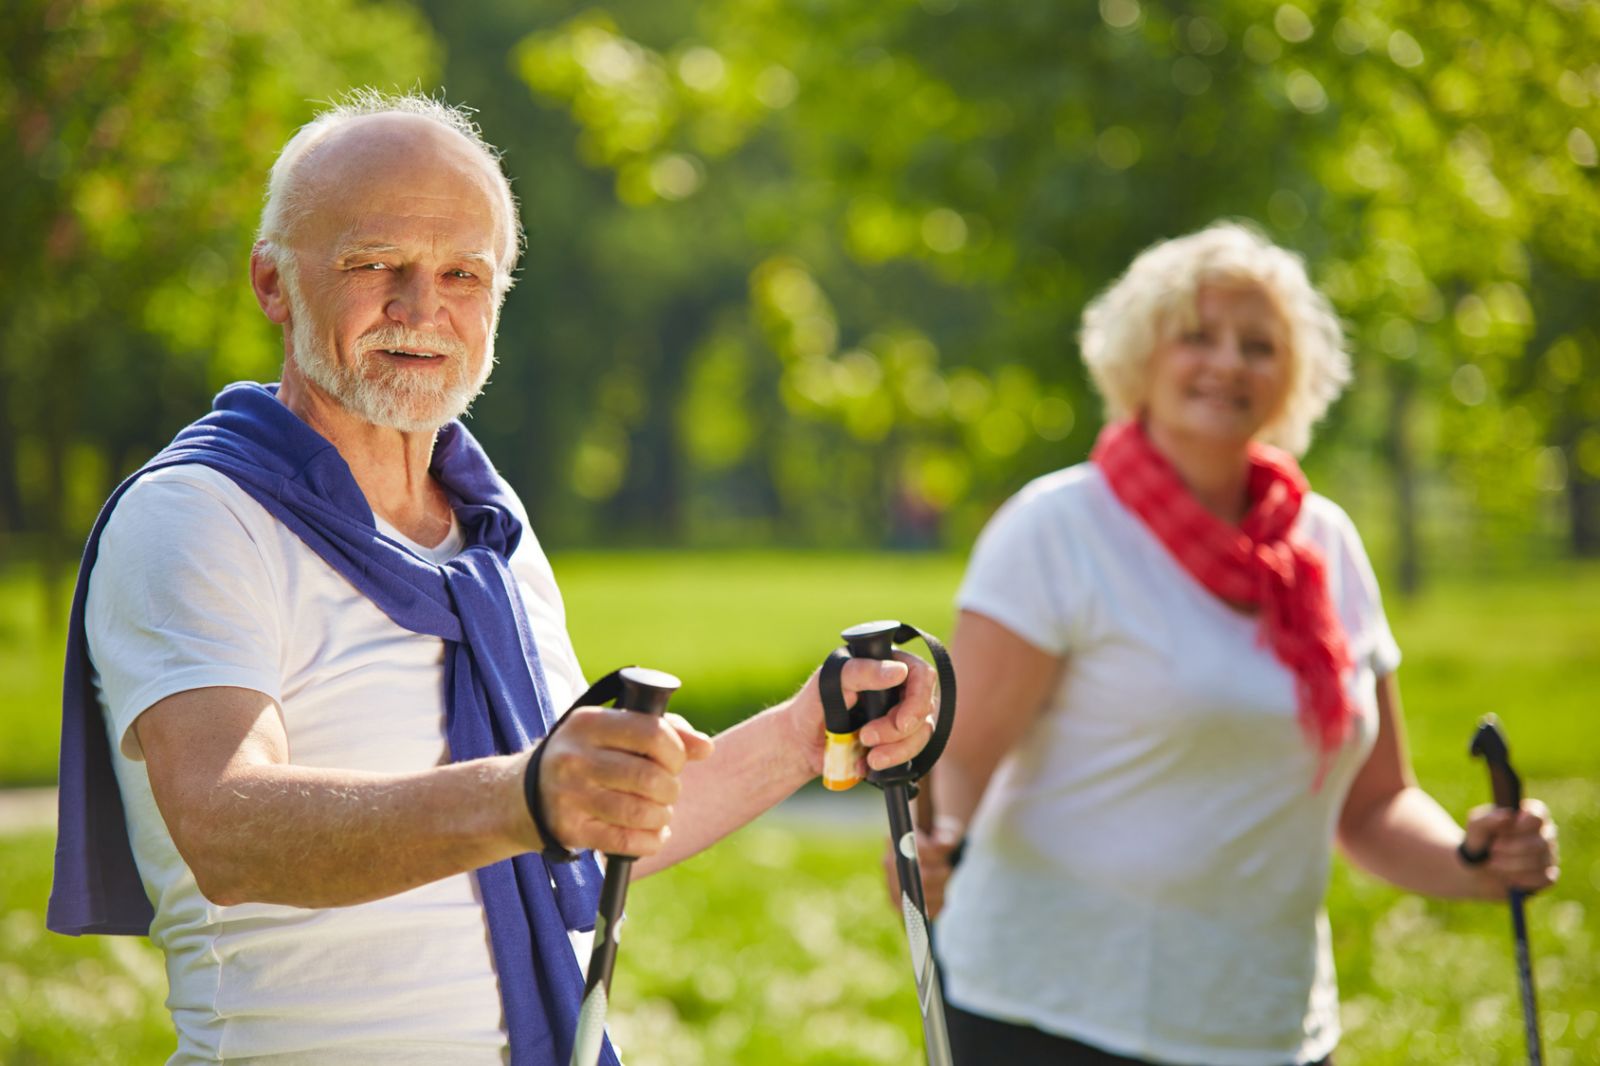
[1144,283,1292,449]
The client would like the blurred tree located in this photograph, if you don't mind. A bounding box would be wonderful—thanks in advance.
[0,0,439,608]
[514,0,1600,581]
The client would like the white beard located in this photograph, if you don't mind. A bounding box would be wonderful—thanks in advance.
[284,278,496,433]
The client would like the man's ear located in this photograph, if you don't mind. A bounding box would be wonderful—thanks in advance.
[250,243,293,325]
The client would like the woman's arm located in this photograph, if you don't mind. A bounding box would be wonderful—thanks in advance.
[1336,672,1558,900]
[892,609,1062,916]
[933,610,1064,831]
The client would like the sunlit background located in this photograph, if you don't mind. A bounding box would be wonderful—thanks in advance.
[2,1,1597,1063]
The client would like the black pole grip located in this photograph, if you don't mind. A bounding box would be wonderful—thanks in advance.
[615,666,681,718]
[570,665,684,1066]
[819,620,957,790]
[843,620,906,726]
[1470,715,1523,810]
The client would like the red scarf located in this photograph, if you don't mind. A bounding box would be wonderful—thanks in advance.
[1092,421,1354,770]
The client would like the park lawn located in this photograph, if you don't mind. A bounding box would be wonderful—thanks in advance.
[2,808,1597,1065]
[8,551,1596,783]
[1,554,1596,1062]
[0,565,68,787]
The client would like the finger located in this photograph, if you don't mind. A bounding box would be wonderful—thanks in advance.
[840,657,910,702]
[665,713,715,761]
[857,652,935,745]
[1510,807,1546,835]
[570,710,691,775]
[1521,797,1552,821]
[1461,806,1514,851]
[587,823,671,858]
[866,719,935,771]
[544,742,682,806]
[584,786,675,833]
[585,749,684,805]
[889,649,936,731]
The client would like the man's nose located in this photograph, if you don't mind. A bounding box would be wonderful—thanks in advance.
[385,270,447,331]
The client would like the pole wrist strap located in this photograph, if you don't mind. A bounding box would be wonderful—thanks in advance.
[817,622,957,789]
[523,669,637,865]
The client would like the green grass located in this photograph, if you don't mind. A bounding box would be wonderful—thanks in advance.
[0,566,69,787]
[2,554,1598,1062]
[556,550,964,735]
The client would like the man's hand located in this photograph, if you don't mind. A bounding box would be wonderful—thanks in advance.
[785,651,939,781]
[534,709,713,857]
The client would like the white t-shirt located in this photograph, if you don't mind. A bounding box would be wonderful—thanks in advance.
[938,463,1401,1066]
[85,464,590,1065]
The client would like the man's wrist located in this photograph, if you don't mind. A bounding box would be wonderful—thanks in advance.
[522,741,578,864]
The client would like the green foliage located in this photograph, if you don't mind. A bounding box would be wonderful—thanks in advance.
[0,0,439,570]
[512,0,1600,564]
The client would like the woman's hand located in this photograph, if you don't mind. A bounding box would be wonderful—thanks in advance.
[1460,798,1560,896]
[883,817,965,919]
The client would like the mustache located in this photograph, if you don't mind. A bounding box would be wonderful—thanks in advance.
[358,325,469,358]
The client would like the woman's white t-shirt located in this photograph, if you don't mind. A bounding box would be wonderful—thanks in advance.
[938,463,1401,1066]
[86,464,590,1065]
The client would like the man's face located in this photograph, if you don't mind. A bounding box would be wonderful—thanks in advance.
[279,119,509,433]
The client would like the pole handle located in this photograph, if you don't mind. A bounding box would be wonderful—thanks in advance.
[566,665,683,1066]
[1469,714,1523,810]
[818,620,957,790]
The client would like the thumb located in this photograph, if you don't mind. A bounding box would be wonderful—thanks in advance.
[666,713,714,761]
[1462,804,1513,854]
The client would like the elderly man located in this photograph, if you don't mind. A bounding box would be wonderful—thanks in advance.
[50,92,935,1065]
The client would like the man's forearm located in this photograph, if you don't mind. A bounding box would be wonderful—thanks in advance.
[634,702,815,877]
[168,754,533,908]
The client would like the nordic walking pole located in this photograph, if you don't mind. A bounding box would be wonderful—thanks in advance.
[1469,715,1543,1066]
[819,621,957,1066]
[567,666,683,1066]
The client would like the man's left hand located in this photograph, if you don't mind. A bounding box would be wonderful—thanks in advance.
[785,651,938,780]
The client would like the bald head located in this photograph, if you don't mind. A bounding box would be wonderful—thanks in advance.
[257,92,521,293]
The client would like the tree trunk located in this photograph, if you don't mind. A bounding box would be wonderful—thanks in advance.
[1387,366,1422,598]
[1567,451,1599,557]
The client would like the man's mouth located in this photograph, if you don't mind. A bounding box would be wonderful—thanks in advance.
[375,348,443,361]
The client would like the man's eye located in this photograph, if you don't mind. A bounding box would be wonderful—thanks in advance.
[448,270,476,280]
[354,262,388,271]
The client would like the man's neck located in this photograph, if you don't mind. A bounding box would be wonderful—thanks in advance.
[1144,422,1253,525]
[278,367,453,547]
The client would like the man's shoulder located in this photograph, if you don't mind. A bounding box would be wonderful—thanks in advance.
[100,462,290,571]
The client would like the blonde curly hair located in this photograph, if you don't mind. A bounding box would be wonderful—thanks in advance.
[1078,221,1350,456]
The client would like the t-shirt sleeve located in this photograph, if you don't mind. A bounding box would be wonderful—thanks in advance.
[85,469,285,761]
[1322,501,1402,678]
[506,515,588,717]
[956,482,1085,657]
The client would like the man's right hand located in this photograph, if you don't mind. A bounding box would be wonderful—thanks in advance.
[532,709,713,858]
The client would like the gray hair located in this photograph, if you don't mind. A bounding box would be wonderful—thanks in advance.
[1078,221,1351,456]
[256,88,522,297]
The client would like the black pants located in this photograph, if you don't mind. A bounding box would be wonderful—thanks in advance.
[945,1002,1331,1066]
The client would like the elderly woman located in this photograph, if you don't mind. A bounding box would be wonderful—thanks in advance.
[921,223,1559,1065]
